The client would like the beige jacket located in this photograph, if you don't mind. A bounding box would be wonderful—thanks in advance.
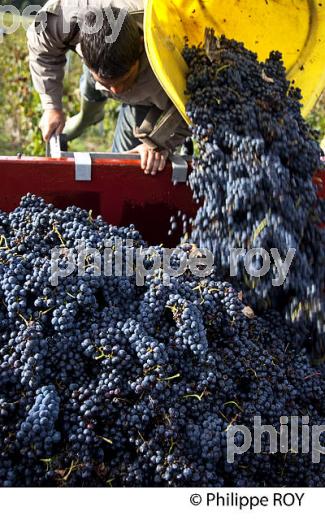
[27,0,190,150]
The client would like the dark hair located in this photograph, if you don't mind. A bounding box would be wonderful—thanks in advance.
[80,8,141,80]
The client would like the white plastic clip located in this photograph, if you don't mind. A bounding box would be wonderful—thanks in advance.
[46,135,62,159]
[170,154,188,184]
[74,152,92,181]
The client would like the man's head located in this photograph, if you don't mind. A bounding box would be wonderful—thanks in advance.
[80,8,142,95]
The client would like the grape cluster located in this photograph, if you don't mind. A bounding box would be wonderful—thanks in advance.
[182,34,325,350]
[0,195,324,487]
[16,385,61,457]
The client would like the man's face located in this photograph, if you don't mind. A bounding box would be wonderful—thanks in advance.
[91,60,140,95]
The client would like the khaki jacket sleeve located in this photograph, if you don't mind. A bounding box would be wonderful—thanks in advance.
[163,116,191,151]
[27,11,76,110]
[134,103,191,152]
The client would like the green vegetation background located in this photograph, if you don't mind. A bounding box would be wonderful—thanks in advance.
[0,13,118,156]
[0,13,324,156]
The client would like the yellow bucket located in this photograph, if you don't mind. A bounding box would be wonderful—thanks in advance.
[144,0,325,124]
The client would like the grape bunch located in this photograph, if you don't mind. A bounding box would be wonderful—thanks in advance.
[0,195,324,487]
[182,33,325,350]
[16,385,61,457]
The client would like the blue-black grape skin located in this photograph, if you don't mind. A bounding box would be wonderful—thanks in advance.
[182,36,324,346]
[0,33,325,487]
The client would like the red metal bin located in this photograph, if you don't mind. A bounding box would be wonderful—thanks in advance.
[0,154,324,245]
[0,154,197,246]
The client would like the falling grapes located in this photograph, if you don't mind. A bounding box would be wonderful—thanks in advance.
[182,32,325,349]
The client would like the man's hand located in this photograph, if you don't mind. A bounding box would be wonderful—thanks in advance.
[40,109,66,142]
[129,144,168,175]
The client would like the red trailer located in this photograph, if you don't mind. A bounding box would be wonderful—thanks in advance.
[0,150,197,246]
[0,148,324,243]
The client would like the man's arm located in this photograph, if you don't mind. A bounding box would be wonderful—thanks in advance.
[160,115,192,152]
[134,104,191,151]
[27,12,71,111]
[27,6,79,139]
[131,103,191,172]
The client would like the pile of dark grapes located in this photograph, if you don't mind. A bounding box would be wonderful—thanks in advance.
[0,194,325,487]
[182,33,325,349]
